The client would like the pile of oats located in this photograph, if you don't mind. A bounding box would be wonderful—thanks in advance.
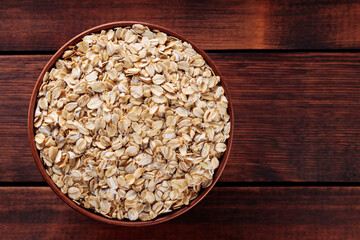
[34,24,230,221]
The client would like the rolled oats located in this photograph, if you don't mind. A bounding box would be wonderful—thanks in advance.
[34,24,230,221]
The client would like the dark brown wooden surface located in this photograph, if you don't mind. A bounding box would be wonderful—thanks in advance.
[2,187,360,239]
[2,0,360,51]
[2,53,360,182]
[3,0,360,238]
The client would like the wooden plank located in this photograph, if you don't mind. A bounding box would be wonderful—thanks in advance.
[221,52,360,181]
[2,53,360,182]
[1,187,360,239]
[0,55,47,182]
[1,0,360,51]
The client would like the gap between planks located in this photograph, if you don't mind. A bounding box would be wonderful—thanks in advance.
[2,49,360,56]
[1,182,360,187]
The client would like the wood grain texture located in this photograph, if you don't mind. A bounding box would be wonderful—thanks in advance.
[2,53,360,182]
[2,187,360,239]
[1,0,360,51]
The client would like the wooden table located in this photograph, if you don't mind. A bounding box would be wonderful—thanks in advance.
[2,1,360,239]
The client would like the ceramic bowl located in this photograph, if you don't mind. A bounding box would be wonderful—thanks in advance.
[28,21,234,226]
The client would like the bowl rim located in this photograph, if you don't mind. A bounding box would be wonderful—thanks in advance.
[27,21,234,226]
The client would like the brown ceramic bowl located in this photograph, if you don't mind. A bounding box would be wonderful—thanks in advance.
[28,21,234,226]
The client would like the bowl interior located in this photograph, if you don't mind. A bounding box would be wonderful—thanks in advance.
[28,21,234,226]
